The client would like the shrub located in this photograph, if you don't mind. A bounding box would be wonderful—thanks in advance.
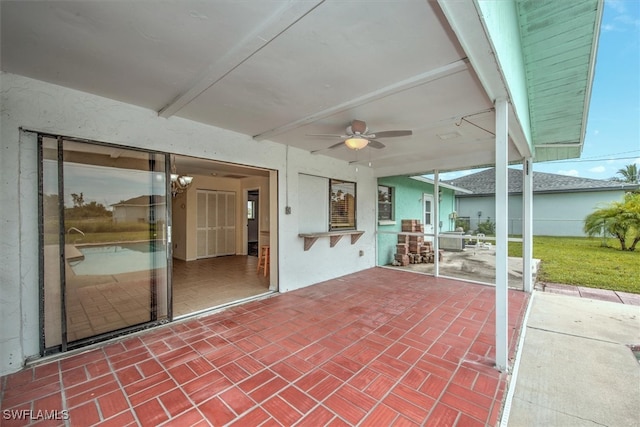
[476,218,495,235]
[584,192,640,251]
[455,217,470,232]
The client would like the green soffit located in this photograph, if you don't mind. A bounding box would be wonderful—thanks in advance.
[515,0,603,162]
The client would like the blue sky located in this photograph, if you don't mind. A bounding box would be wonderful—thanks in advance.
[442,0,640,181]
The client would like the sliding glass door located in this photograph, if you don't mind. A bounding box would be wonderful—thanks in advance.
[40,136,170,353]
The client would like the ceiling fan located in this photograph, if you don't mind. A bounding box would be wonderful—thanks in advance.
[309,119,412,153]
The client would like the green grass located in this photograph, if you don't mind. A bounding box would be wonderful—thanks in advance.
[508,236,639,294]
[44,219,161,245]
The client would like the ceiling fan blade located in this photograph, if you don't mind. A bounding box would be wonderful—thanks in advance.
[306,133,347,138]
[311,140,346,154]
[327,141,346,150]
[371,130,413,138]
[368,140,385,149]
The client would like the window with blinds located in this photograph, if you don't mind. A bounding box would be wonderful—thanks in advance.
[329,179,356,230]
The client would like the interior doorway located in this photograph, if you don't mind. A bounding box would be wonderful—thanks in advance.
[170,155,276,318]
[247,190,259,256]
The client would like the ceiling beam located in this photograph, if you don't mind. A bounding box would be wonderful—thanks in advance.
[252,59,469,141]
[158,0,326,119]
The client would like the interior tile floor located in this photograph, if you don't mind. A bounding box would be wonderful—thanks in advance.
[1,268,528,427]
[172,255,271,317]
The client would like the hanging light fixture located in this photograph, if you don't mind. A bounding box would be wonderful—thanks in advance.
[170,156,193,197]
[344,136,369,150]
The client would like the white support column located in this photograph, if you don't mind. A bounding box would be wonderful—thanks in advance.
[523,158,534,293]
[433,170,440,277]
[495,99,509,372]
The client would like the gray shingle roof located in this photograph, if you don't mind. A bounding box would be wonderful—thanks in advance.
[446,168,638,195]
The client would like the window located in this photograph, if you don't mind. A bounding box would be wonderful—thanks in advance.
[378,185,394,221]
[423,194,433,227]
[329,179,356,230]
[247,200,256,219]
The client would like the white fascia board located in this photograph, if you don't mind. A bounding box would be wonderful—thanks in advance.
[437,0,532,159]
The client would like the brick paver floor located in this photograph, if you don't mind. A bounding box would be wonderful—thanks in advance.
[1,268,528,426]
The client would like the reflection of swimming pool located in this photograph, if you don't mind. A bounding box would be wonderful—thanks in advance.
[69,242,167,275]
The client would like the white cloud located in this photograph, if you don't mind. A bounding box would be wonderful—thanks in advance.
[634,157,640,166]
[589,166,606,173]
[606,0,626,14]
[558,169,580,177]
[615,14,640,28]
[602,0,639,32]
[593,130,600,135]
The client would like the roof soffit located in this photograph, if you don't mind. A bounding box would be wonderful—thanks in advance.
[516,0,603,162]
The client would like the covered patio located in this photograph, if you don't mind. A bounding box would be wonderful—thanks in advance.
[1,269,528,426]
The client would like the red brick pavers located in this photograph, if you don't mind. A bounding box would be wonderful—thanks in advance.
[1,268,528,426]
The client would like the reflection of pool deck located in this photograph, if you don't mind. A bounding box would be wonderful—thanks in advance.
[45,244,155,344]
[65,244,84,261]
[45,245,271,345]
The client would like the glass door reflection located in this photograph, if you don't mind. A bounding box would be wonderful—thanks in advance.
[41,137,169,351]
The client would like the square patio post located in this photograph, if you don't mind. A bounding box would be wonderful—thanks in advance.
[523,158,533,293]
[433,170,440,277]
[495,98,509,371]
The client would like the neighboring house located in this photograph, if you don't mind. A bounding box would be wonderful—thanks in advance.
[447,168,639,236]
[376,176,471,265]
[0,1,601,375]
[111,195,167,224]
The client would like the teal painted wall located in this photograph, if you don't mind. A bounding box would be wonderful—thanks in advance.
[376,177,456,266]
[477,0,532,147]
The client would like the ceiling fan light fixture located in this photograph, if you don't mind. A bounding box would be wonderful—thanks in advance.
[345,137,368,150]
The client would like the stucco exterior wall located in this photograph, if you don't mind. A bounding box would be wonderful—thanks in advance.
[376,176,456,266]
[0,72,376,375]
[456,190,629,236]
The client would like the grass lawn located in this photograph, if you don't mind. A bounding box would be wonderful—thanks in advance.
[508,236,639,294]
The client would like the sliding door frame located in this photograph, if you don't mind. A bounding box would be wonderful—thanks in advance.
[37,132,174,356]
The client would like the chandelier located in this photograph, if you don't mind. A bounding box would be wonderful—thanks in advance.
[170,156,193,197]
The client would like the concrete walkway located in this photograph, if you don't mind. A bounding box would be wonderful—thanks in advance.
[505,292,640,426]
[537,282,640,306]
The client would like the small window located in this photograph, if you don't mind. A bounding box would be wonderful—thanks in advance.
[247,200,256,219]
[378,185,394,221]
[329,179,356,230]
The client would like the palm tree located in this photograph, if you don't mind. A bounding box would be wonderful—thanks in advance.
[584,193,640,251]
[611,163,639,184]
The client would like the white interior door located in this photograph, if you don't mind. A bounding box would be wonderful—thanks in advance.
[197,190,236,258]
[220,192,236,255]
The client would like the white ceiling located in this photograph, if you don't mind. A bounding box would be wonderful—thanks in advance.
[1,0,524,177]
